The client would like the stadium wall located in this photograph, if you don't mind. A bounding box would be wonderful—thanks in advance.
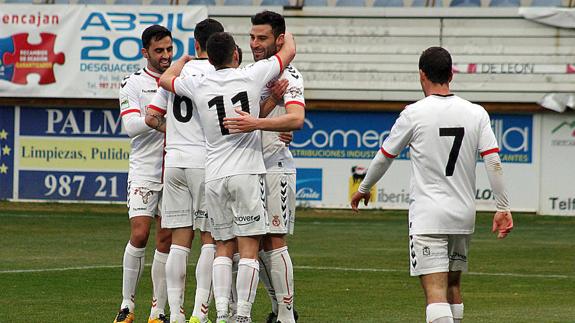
[0,6,574,215]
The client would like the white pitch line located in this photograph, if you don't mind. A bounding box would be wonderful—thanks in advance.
[0,264,571,279]
[0,264,122,273]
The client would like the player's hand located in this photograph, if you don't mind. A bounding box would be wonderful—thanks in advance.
[492,211,513,239]
[270,79,289,103]
[223,108,259,133]
[350,191,370,213]
[180,54,194,63]
[279,132,293,146]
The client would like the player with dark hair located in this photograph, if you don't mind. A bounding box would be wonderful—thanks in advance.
[222,10,305,323]
[145,18,224,323]
[114,24,173,323]
[158,30,296,323]
[351,46,514,323]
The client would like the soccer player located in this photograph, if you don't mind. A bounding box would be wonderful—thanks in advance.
[145,18,224,323]
[159,31,296,323]
[350,47,514,323]
[114,25,173,323]
[222,10,305,323]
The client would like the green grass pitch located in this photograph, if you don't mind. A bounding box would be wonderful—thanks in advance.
[1,202,574,322]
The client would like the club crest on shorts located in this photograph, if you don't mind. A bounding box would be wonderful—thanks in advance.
[423,246,431,256]
[272,214,281,227]
[134,188,153,204]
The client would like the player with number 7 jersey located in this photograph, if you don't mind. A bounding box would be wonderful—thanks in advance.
[351,47,512,323]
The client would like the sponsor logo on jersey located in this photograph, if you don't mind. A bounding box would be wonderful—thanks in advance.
[287,86,303,99]
[295,168,322,201]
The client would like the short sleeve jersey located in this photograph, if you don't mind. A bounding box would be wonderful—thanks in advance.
[149,59,214,169]
[173,55,283,182]
[260,64,305,173]
[381,94,499,235]
[119,67,164,183]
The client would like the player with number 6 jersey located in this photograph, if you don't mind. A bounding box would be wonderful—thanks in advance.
[159,31,296,323]
[145,19,224,323]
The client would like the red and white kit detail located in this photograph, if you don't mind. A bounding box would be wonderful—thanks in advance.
[381,95,499,235]
[119,67,164,184]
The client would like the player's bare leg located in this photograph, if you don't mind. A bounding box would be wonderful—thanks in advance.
[447,271,463,323]
[420,273,454,323]
[262,234,295,323]
[190,231,216,323]
[165,227,194,322]
[213,239,236,323]
[235,235,263,322]
[148,216,171,322]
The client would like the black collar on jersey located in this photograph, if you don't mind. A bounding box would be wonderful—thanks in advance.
[194,57,209,60]
[431,93,454,97]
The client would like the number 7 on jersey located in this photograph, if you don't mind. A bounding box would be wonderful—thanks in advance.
[439,127,464,176]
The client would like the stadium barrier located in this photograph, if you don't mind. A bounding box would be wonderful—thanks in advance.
[0,6,573,215]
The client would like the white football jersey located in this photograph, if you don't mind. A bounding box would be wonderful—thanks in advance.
[119,67,164,183]
[149,59,214,169]
[173,55,283,182]
[381,94,499,235]
[260,64,305,173]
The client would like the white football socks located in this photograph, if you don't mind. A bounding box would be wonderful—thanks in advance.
[236,258,260,319]
[150,250,168,319]
[121,242,146,312]
[270,247,295,323]
[451,303,464,323]
[426,303,454,323]
[192,244,216,322]
[229,252,241,320]
[258,250,278,315]
[166,245,190,322]
[213,256,233,321]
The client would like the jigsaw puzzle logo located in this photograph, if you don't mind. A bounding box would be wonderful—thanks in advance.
[0,33,65,85]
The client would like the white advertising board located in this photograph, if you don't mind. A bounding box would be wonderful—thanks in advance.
[539,114,575,216]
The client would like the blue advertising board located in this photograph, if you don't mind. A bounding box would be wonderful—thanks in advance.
[295,168,322,201]
[0,106,15,199]
[292,111,532,163]
[4,106,130,202]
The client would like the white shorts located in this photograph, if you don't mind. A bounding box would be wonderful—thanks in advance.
[266,173,296,235]
[206,174,268,241]
[409,234,470,276]
[127,181,162,218]
[161,167,209,231]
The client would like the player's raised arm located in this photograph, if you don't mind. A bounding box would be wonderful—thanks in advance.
[275,31,296,71]
[159,55,193,93]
